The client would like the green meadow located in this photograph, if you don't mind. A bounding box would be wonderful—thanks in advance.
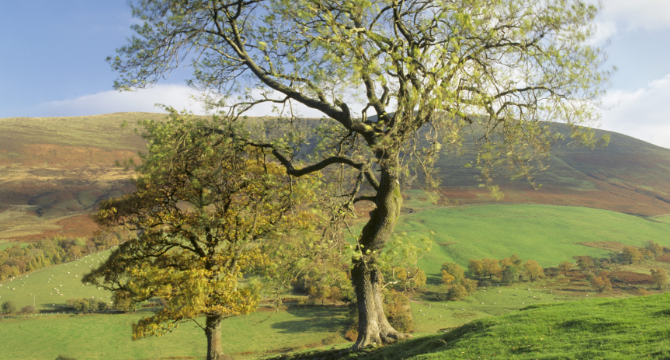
[277,293,670,360]
[0,307,348,360]
[395,204,670,276]
[2,204,670,359]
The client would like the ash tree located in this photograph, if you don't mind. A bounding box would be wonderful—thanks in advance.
[83,110,317,360]
[110,0,610,349]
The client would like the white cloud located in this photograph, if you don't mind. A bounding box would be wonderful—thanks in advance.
[597,0,670,30]
[32,84,209,117]
[599,74,670,148]
[588,21,618,45]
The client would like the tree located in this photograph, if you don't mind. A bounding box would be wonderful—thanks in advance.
[441,262,465,284]
[622,246,644,265]
[651,269,669,290]
[468,259,485,279]
[21,305,36,315]
[110,0,610,348]
[482,258,502,280]
[83,112,316,360]
[523,260,544,282]
[501,265,518,284]
[2,301,16,314]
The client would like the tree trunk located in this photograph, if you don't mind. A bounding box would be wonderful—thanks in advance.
[205,315,232,360]
[350,153,409,350]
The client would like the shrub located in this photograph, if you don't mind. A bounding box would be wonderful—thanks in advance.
[20,305,36,314]
[479,279,492,287]
[384,290,414,333]
[55,356,77,360]
[447,285,468,301]
[462,278,478,294]
[1,301,16,314]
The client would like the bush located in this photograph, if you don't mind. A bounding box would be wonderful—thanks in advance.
[20,305,36,314]
[55,356,77,360]
[479,279,492,287]
[2,301,16,314]
[462,278,478,294]
[447,285,468,301]
[384,290,414,333]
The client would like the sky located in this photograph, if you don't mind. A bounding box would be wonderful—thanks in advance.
[0,1,669,148]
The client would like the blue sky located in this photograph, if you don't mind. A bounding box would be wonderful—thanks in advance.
[1,0,669,148]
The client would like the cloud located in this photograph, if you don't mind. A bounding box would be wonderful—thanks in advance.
[596,0,670,30]
[599,74,670,149]
[31,84,209,117]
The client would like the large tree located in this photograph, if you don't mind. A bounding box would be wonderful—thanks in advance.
[110,0,610,349]
[84,111,316,360]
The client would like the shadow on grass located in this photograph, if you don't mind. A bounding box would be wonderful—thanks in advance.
[270,306,349,334]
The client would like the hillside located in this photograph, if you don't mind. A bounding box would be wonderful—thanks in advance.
[274,293,670,360]
[1,113,670,245]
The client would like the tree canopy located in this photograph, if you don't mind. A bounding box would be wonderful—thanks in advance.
[84,110,317,360]
[110,0,611,349]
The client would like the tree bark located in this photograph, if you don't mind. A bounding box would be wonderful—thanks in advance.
[205,315,232,360]
[350,153,409,350]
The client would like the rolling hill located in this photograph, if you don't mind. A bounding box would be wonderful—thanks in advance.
[1,112,670,246]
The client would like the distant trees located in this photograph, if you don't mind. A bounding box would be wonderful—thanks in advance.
[66,298,107,313]
[651,269,669,290]
[468,260,485,279]
[0,234,121,280]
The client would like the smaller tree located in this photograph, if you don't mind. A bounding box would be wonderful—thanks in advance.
[1,301,16,314]
[482,258,502,280]
[501,265,519,284]
[523,260,545,282]
[468,260,485,279]
[651,269,669,290]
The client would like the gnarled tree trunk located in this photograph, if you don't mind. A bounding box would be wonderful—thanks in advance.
[351,153,409,350]
[205,315,232,360]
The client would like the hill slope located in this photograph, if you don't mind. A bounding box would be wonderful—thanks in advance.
[2,113,670,244]
[275,293,670,360]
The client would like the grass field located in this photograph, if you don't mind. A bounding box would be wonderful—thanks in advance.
[394,204,670,277]
[0,250,114,309]
[275,292,670,360]
[2,203,670,359]
[0,306,348,360]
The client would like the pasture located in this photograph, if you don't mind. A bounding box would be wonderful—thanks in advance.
[2,203,670,359]
[394,204,670,276]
